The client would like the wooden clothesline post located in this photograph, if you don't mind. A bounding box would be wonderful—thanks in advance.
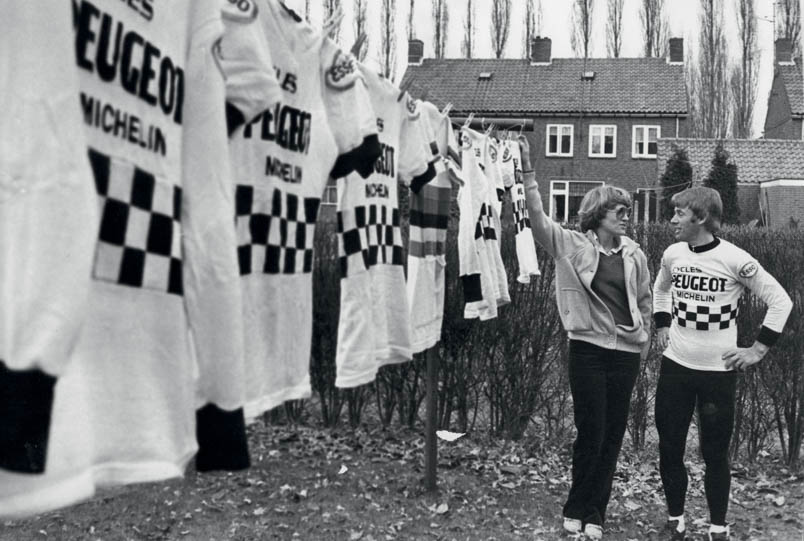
[424,344,439,492]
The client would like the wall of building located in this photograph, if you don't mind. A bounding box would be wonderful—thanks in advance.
[520,115,687,218]
[737,183,761,224]
[763,72,801,139]
[761,182,804,229]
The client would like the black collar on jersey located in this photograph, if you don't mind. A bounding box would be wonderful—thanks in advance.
[688,237,720,253]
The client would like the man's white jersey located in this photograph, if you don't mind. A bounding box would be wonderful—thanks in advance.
[654,239,792,371]
[230,0,379,415]
[406,101,463,353]
[334,67,429,388]
[218,0,282,134]
[502,141,540,284]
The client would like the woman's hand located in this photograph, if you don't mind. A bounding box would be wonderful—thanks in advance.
[517,135,532,170]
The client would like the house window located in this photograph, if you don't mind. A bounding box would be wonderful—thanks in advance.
[632,125,660,158]
[589,125,617,157]
[321,179,338,206]
[549,180,605,223]
[546,124,573,157]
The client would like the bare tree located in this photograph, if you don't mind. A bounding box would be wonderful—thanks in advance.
[462,0,475,58]
[305,0,311,22]
[432,0,449,59]
[570,0,594,59]
[490,0,511,58]
[606,0,625,57]
[522,0,543,57]
[689,0,732,138]
[322,0,342,41]
[776,0,801,59]
[379,0,397,80]
[408,0,416,39]
[731,0,758,138]
[352,0,369,61]
[640,0,668,57]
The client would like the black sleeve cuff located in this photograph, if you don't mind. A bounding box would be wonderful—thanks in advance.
[195,403,250,472]
[410,161,437,194]
[756,325,782,347]
[225,102,247,137]
[0,361,57,473]
[331,134,382,179]
[654,312,672,328]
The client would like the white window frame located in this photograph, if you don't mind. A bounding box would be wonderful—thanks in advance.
[549,180,605,223]
[588,125,617,158]
[546,124,574,157]
[632,125,660,158]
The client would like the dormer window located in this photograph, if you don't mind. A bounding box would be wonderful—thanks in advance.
[478,72,493,80]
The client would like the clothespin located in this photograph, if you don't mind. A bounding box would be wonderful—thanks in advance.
[350,32,367,57]
[442,102,453,117]
[463,112,474,128]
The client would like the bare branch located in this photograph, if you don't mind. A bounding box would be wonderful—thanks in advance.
[690,0,732,138]
[490,0,512,58]
[776,0,801,59]
[462,0,475,58]
[352,0,369,61]
[379,0,397,80]
[408,0,415,40]
[606,0,625,58]
[570,0,594,59]
[432,0,449,59]
[640,0,668,57]
[322,0,342,41]
[522,0,543,58]
[732,0,758,138]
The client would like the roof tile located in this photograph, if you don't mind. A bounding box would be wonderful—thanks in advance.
[400,57,687,115]
[779,62,804,115]
[657,138,804,184]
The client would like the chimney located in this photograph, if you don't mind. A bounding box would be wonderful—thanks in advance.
[668,38,684,63]
[408,39,424,65]
[530,36,552,64]
[775,38,793,64]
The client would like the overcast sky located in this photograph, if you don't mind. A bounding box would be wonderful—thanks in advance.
[284,0,783,137]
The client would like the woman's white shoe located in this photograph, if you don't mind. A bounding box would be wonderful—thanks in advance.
[563,517,582,533]
[583,523,603,539]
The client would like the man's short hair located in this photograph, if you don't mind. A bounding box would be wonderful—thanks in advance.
[671,186,722,233]
[577,185,632,232]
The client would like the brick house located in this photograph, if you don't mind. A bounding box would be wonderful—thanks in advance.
[399,36,689,224]
[763,39,803,140]
[657,138,804,228]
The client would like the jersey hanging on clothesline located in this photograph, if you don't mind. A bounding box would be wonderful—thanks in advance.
[480,135,510,308]
[406,101,464,353]
[1,0,245,517]
[229,0,380,417]
[500,140,541,284]
[334,66,430,388]
[192,0,284,473]
[0,1,99,483]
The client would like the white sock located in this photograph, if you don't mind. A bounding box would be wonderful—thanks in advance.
[709,524,727,534]
[669,515,685,532]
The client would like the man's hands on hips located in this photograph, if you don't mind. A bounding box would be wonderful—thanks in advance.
[723,343,769,371]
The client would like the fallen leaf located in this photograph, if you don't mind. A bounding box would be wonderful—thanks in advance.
[339,465,349,475]
[773,496,785,506]
[436,430,465,442]
[435,502,449,514]
[349,530,363,540]
[623,500,642,512]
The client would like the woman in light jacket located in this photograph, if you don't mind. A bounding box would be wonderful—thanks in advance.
[518,137,652,540]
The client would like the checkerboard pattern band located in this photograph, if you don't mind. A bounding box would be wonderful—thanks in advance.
[512,188,531,235]
[88,148,183,296]
[672,301,738,331]
[474,202,497,241]
[235,185,320,275]
[337,204,403,278]
[409,183,450,258]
